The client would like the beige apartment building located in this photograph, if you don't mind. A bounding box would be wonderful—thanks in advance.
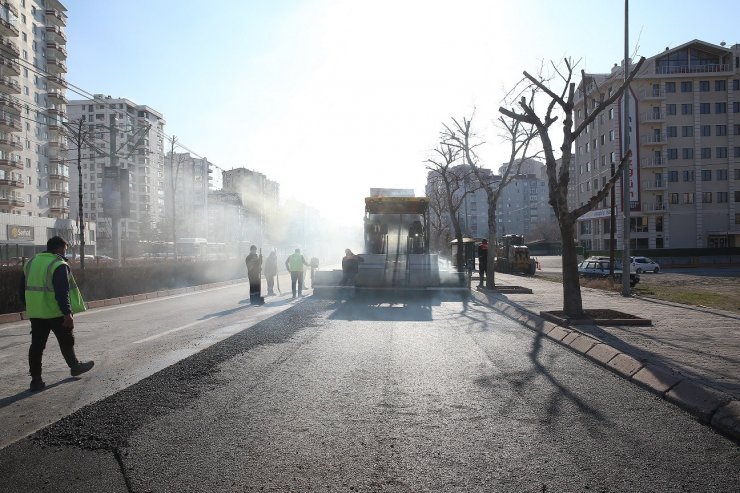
[0,1,98,258]
[573,39,739,250]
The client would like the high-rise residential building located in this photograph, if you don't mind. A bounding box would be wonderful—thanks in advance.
[496,160,555,239]
[222,167,279,245]
[164,151,215,240]
[67,95,165,252]
[0,1,97,257]
[573,39,740,250]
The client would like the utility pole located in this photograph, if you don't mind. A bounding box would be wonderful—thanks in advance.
[169,136,178,260]
[109,113,121,264]
[75,118,86,268]
[621,0,632,296]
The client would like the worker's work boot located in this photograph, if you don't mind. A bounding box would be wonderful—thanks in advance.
[30,378,45,391]
[71,361,95,377]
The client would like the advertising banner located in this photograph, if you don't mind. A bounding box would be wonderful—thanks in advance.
[7,225,34,241]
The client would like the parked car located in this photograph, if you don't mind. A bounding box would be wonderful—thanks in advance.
[630,256,660,274]
[578,259,640,287]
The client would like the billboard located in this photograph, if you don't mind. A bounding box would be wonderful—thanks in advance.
[7,225,34,241]
[102,167,130,218]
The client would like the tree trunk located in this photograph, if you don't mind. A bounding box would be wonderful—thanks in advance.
[486,205,497,288]
[559,218,583,318]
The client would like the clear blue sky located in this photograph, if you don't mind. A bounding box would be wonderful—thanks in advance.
[63,0,740,225]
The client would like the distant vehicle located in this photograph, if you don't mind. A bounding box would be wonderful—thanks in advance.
[578,259,640,287]
[631,256,660,274]
[95,255,115,261]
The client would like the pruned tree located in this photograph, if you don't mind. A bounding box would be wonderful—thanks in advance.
[443,110,540,288]
[499,56,645,317]
[425,141,478,271]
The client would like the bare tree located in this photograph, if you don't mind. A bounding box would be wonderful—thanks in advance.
[443,111,539,287]
[499,56,645,317]
[529,219,562,243]
[425,173,452,255]
[425,141,477,271]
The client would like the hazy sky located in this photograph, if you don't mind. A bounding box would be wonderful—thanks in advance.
[63,0,739,226]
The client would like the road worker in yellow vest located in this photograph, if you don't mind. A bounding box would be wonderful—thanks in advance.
[285,248,309,299]
[20,236,94,391]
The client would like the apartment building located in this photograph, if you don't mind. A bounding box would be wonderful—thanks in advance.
[496,159,556,239]
[67,95,165,252]
[163,151,215,240]
[574,39,740,250]
[222,167,279,245]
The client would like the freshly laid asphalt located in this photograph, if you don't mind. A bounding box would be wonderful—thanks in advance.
[0,272,738,491]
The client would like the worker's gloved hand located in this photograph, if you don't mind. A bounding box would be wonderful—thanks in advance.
[62,314,74,330]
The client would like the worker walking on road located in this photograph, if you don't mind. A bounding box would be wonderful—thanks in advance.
[285,248,309,299]
[19,236,94,391]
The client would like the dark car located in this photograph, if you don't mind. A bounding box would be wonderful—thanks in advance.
[578,259,640,287]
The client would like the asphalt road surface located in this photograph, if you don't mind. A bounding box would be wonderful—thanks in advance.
[0,287,738,492]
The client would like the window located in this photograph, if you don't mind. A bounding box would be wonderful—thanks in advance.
[735,147,740,158]
[734,79,740,91]
[716,125,727,136]
[700,103,710,114]
[733,102,740,113]
[680,81,693,92]
[670,193,679,204]
[700,147,711,159]
[667,126,677,138]
[701,169,712,181]
[665,82,676,93]
[609,130,615,141]
[655,216,663,233]
[682,148,694,159]
[715,80,726,91]
[682,126,693,137]
[718,192,728,203]
[608,108,614,120]
[735,169,740,180]
[716,147,728,158]
[736,191,740,202]
[667,148,678,160]
[700,125,711,137]
[600,134,605,145]
[699,80,710,92]
[716,102,727,114]
[702,192,712,203]
[682,170,695,182]
[666,104,677,115]
[681,103,693,115]
[610,152,615,163]
[630,217,648,233]
[668,170,678,182]
[683,192,694,204]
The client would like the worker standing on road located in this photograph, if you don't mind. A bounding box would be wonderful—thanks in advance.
[19,236,94,391]
[478,239,489,287]
[245,245,264,305]
[264,250,278,296]
[285,248,309,299]
[340,249,363,286]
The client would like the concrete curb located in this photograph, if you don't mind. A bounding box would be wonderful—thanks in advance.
[1,277,247,323]
[472,290,740,443]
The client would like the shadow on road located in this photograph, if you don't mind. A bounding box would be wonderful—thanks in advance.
[0,377,78,410]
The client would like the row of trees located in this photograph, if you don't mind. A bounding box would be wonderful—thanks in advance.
[427,56,645,317]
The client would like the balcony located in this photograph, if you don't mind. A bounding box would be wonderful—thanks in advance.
[0,157,21,170]
[0,114,20,132]
[0,76,20,94]
[0,196,23,207]
[642,180,666,191]
[642,202,669,213]
[46,42,67,60]
[641,134,667,146]
[49,205,68,215]
[46,75,67,90]
[0,94,20,113]
[0,136,21,152]
[0,38,19,58]
[640,155,665,168]
[49,189,69,198]
[0,17,19,38]
[46,0,66,10]
[657,64,732,75]
[0,177,23,188]
[47,107,66,120]
[640,110,665,123]
[49,170,69,182]
[45,26,67,45]
[48,139,68,153]
[45,9,67,28]
[639,87,665,100]
[47,90,67,104]
[0,57,20,77]
[46,58,67,75]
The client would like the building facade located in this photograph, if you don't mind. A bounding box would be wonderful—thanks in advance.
[163,151,214,240]
[222,167,279,245]
[0,0,97,258]
[67,95,165,252]
[573,39,740,250]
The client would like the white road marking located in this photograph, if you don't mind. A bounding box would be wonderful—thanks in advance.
[132,315,218,344]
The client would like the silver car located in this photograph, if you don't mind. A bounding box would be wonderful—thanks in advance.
[630,256,660,274]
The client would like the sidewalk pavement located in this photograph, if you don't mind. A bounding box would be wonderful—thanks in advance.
[471,272,740,443]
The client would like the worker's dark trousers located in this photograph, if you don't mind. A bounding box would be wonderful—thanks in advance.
[29,317,79,378]
[289,271,303,297]
[249,277,261,304]
[479,262,487,285]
